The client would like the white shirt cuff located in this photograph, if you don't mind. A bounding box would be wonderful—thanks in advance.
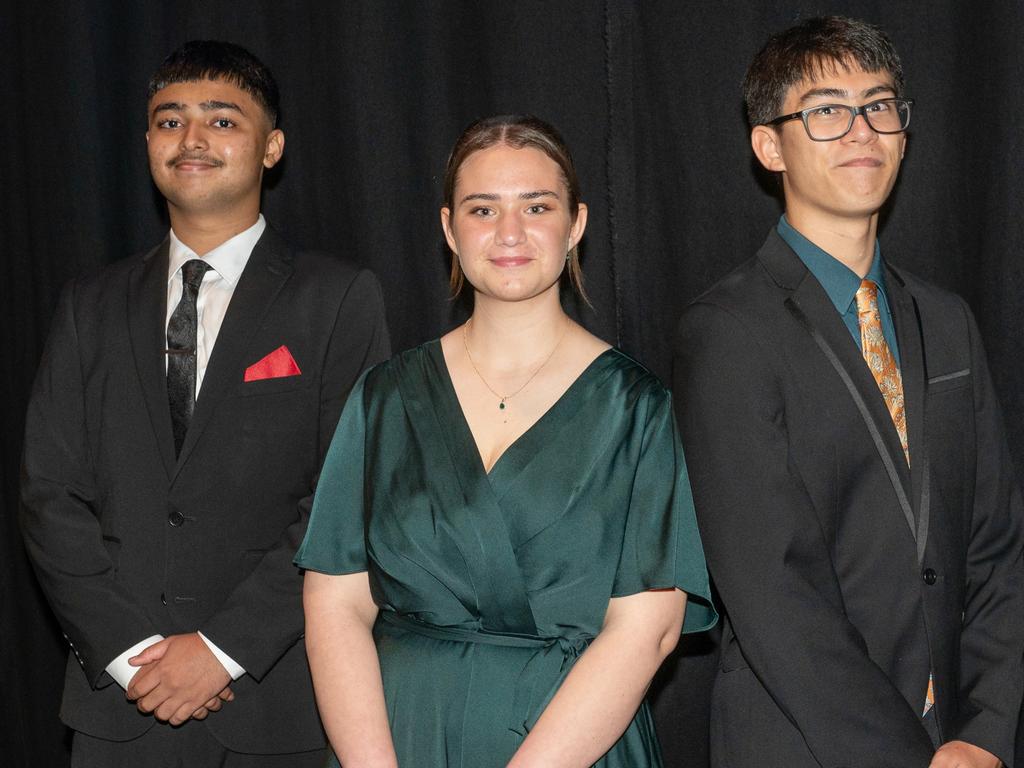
[105,635,164,689]
[198,631,246,680]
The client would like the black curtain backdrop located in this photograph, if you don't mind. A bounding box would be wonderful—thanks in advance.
[3,1,1022,764]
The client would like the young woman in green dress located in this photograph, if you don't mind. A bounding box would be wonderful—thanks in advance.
[296,115,715,767]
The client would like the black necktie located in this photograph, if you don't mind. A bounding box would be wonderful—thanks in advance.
[167,259,211,456]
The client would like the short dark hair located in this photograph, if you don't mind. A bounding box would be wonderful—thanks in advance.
[743,16,905,127]
[443,114,587,301]
[148,40,280,127]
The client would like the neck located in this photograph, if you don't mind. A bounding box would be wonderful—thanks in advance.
[168,205,260,256]
[785,209,879,278]
[466,289,568,368]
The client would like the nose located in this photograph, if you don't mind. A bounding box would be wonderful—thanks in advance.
[180,122,208,151]
[496,210,525,246]
[844,112,877,143]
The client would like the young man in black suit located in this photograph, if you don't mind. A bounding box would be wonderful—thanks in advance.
[674,17,1023,768]
[20,41,389,766]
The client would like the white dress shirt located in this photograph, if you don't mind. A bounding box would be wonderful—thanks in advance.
[104,215,266,689]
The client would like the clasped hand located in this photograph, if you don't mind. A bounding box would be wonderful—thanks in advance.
[929,740,1001,768]
[126,632,234,725]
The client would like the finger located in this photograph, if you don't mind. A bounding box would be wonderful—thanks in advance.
[219,687,234,702]
[125,669,160,701]
[135,690,166,714]
[191,706,209,720]
[203,696,222,711]
[128,639,169,666]
[170,701,198,727]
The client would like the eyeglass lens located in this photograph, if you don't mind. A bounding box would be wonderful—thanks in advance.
[807,100,911,140]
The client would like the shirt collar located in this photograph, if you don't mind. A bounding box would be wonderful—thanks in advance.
[777,213,888,315]
[167,214,266,286]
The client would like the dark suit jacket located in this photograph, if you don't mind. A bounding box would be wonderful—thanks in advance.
[20,225,390,753]
[673,229,1024,768]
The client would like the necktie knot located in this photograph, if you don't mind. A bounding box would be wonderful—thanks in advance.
[856,279,879,319]
[181,259,211,294]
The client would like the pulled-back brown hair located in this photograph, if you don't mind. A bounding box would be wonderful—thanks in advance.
[442,114,587,302]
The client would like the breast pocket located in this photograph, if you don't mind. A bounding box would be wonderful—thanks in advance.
[237,374,311,398]
[927,368,971,394]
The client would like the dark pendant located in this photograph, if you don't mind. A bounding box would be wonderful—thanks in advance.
[499,401,506,410]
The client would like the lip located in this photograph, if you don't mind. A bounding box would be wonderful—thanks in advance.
[173,161,220,171]
[490,256,532,268]
[838,157,884,168]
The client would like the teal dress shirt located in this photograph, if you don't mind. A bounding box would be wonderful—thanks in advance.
[777,215,900,366]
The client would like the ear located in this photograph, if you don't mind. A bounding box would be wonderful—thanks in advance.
[751,125,786,173]
[440,207,457,254]
[569,203,588,250]
[263,129,285,169]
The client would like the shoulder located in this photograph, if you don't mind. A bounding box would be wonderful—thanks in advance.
[361,339,439,395]
[58,242,164,313]
[599,348,672,413]
[680,230,793,331]
[261,225,382,297]
[887,264,977,339]
[888,264,970,314]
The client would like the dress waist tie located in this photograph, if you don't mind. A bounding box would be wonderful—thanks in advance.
[378,611,591,736]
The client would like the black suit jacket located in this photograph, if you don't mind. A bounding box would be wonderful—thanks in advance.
[20,225,390,753]
[673,229,1024,767]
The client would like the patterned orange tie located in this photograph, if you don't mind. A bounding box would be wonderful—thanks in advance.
[855,280,932,715]
[855,280,909,465]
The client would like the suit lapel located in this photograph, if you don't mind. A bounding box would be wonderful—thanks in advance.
[127,239,177,480]
[172,227,294,480]
[758,231,917,538]
[887,267,930,558]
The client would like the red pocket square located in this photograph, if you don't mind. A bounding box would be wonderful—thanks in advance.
[244,345,302,382]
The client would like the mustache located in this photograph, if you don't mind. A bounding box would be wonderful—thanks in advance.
[167,153,224,168]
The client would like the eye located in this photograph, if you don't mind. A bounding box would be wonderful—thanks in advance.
[212,118,235,128]
[864,100,891,113]
[526,204,550,214]
[469,206,494,217]
[809,105,840,117]
[157,119,182,129]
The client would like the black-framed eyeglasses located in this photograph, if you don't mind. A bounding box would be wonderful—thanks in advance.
[767,98,914,142]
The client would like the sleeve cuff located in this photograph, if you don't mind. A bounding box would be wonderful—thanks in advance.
[197,631,246,680]
[105,635,164,689]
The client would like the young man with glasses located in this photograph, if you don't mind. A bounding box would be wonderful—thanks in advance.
[674,16,1023,768]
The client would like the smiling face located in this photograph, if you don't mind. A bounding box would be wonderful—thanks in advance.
[440,143,587,305]
[752,64,906,229]
[146,78,283,222]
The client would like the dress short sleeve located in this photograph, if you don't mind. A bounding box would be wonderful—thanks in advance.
[294,370,370,574]
[611,386,717,634]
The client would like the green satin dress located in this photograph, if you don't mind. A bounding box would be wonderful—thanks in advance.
[295,340,716,767]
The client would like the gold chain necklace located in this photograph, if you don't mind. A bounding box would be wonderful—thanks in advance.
[462,316,570,412]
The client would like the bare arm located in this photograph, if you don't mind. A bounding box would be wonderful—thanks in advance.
[508,588,687,768]
[303,570,397,768]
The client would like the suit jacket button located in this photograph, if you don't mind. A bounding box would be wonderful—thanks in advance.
[168,510,185,527]
[923,568,937,585]
[160,592,167,605]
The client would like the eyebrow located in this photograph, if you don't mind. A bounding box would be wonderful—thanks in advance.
[798,84,896,104]
[151,100,246,116]
[458,189,560,205]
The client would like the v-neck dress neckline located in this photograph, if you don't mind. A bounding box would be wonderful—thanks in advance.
[426,339,619,485]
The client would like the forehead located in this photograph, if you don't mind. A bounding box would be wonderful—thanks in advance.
[456,144,564,190]
[782,63,896,108]
[148,78,260,114]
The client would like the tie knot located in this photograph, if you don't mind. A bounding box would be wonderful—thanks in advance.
[181,259,211,292]
[856,279,879,314]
